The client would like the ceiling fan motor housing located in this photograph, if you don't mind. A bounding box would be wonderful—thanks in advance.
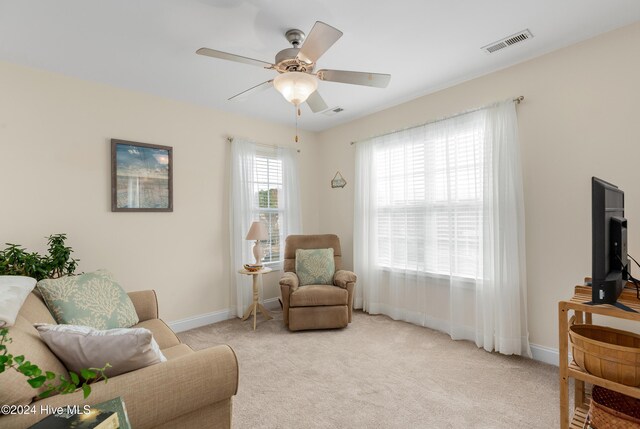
[275,48,313,73]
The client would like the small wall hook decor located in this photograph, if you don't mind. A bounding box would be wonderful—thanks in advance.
[331,171,347,188]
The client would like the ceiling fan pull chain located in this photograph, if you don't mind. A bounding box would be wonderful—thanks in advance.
[295,105,299,143]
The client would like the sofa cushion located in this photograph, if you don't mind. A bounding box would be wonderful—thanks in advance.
[134,319,181,349]
[18,293,57,325]
[290,285,348,307]
[162,344,194,360]
[0,315,69,407]
[37,270,139,330]
[0,276,36,327]
[36,324,167,378]
[295,248,335,286]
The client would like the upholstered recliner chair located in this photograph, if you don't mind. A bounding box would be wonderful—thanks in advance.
[279,234,357,331]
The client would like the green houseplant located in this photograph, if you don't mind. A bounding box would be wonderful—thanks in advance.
[0,233,79,280]
[0,234,108,399]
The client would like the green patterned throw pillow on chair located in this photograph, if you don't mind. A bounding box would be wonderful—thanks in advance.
[295,248,335,286]
[37,270,139,329]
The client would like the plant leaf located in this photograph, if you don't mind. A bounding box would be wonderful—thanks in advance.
[38,388,55,399]
[70,371,79,385]
[80,369,96,380]
[46,371,56,380]
[82,384,91,399]
[28,375,46,388]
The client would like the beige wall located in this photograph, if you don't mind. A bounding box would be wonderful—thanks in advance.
[0,61,320,322]
[315,22,640,350]
[3,21,639,351]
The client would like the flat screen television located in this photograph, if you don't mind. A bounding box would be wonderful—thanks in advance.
[591,177,634,311]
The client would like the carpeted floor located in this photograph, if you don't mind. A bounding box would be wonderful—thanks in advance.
[178,310,561,428]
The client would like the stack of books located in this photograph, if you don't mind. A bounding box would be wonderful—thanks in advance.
[29,397,130,429]
[243,263,263,272]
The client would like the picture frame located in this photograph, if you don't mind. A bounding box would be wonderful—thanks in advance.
[331,171,347,189]
[111,139,173,212]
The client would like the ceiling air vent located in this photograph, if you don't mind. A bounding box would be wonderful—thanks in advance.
[481,29,533,54]
[323,107,344,116]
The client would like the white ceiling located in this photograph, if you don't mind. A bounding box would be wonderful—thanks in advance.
[1,0,639,131]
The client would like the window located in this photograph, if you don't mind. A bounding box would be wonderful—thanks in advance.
[374,119,484,278]
[230,138,302,316]
[252,151,284,264]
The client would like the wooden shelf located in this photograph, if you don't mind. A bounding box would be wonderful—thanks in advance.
[566,292,640,319]
[568,362,640,399]
[558,284,640,429]
[570,405,589,429]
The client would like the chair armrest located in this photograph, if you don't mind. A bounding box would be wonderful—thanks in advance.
[334,270,357,289]
[0,345,238,429]
[279,272,299,292]
[128,290,159,322]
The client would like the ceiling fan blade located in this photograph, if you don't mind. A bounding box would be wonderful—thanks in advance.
[196,47,273,68]
[317,69,391,88]
[228,80,273,101]
[306,90,329,113]
[297,21,343,64]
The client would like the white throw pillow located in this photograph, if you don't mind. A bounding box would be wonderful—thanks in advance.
[0,276,37,327]
[35,324,167,377]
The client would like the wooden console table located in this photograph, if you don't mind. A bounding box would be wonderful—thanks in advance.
[558,284,640,428]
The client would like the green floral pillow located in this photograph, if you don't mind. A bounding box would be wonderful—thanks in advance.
[37,270,139,330]
[295,248,335,286]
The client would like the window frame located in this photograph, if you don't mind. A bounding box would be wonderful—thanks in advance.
[252,151,285,267]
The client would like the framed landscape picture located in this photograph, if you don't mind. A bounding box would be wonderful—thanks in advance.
[111,139,173,212]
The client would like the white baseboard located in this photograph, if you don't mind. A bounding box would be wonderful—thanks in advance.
[169,308,235,333]
[530,343,572,367]
[263,297,281,311]
[168,298,281,333]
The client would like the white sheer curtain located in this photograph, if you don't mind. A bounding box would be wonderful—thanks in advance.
[229,139,256,317]
[278,146,303,243]
[354,100,530,356]
[229,140,302,317]
[478,101,529,355]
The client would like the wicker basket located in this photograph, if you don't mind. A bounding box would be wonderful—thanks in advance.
[568,323,640,386]
[589,385,640,428]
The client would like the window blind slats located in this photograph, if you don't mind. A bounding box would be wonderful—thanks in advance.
[252,154,284,263]
[374,118,484,277]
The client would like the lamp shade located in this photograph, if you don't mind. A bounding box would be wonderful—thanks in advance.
[245,221,268,240]
[273,72,318,106]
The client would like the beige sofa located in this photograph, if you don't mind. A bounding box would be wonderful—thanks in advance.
[0,290,238,429]
[280,234,357,331]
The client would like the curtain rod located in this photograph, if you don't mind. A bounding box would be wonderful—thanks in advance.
[226,137,301,153]
[350,96,524,145]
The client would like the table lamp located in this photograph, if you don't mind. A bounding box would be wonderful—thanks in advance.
[245,221,268,265]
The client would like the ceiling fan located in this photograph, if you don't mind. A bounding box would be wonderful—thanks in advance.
[196,21,391,113]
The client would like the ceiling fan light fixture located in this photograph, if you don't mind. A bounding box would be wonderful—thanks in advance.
[273,72,318,106]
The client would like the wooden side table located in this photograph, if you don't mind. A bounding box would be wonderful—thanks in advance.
[238,267,273,330]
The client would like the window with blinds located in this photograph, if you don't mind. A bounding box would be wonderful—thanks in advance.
[375,123,484,278]
[253,152,284,264]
